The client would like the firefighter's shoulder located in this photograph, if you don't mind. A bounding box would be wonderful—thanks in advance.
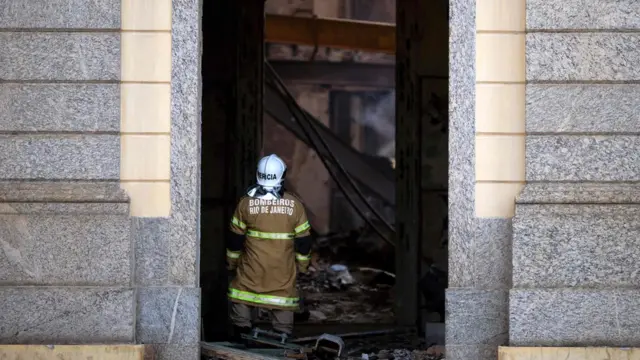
[236,195,251,207]
[283,191,304,204]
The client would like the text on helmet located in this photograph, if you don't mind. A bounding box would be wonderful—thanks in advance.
[257,171,279,181]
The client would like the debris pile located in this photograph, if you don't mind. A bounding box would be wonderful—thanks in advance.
[296,261,396,324]
[360,348,445,360]
[342,335,445,360]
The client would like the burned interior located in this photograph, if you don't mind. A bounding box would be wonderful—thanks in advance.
[200,1,448,359]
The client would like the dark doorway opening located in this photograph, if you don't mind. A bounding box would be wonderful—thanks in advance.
[199,0,450,351]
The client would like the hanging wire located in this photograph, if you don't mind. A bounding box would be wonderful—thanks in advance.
[264,62,396,246]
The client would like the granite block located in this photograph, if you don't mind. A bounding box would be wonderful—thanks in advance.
[526,135,640,181]
[526,0,640,30]
[0,135,119,180]
[0,213,131,285]
[0,202,128,214]
[513,204,640,288]
[445,289,508,346]
[0,0,120,29]
[134,218,170,286]
[136,287,200,344]
[0,181,128,202]
[446,345,498,360]
[0,84,119,132]
[447,0,476,288]
[169,0,202,286]
[510,288,640,346]
[472,219,512,289]
[0,287,134,344]
[517,183,640,204]
[145,343,200,360]
[526,85,640,133]
[526,33,640,81]
[0,32,119,81]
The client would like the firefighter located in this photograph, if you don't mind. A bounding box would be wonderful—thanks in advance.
[226,154,313,341]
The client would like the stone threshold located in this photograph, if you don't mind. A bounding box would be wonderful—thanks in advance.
[499,346,640,360]
[0,345,146,360]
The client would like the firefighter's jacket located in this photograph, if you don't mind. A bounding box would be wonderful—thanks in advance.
[226,192,312,310]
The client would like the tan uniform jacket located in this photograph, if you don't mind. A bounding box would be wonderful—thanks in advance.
[227,192,311,310]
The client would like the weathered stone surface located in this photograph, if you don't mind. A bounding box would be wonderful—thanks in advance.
[0,84,119,132]
[526,85,640,133]
[136,287,200,344]
[510,289,640,346]
[0,135,119,180]
[0,0,120,29]
[0,33,119,81]
[145,343,200,360]
[513,204,640,288]
[0,203,128,214]
[134,218,169,286]
[0,287,134,344]
[445,289,508,345]
[448,0,476,289]
[472,219,512,289]
[0,181,128,202]
[526,135,640,181]
[0,213,131,285]
[169,0,201,286]
[526,0,640,30]
[446,345,498,360]
[517,183,640,204]
[526,34,640,81]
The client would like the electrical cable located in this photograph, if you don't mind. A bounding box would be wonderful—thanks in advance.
[264,62,396,245]
[266,62,395,233]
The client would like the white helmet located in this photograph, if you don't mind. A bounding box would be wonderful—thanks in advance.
[256,154,287,188]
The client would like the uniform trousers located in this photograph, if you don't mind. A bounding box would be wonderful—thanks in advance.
[230,302,294,334]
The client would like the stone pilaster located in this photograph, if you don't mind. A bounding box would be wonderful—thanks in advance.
[447,0,525,358]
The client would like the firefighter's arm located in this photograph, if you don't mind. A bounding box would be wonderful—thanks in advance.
[293,206,312,273]
[227,202,247,271]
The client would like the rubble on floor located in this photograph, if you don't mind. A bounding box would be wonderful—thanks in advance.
[241,229,446,360]
[297,261,395,324]
[279,229,397,324]
[340,334,445,360]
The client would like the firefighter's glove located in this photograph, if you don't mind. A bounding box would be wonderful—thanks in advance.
[226,249,240,271]
[296,258,310,274]
[227,258,238,271]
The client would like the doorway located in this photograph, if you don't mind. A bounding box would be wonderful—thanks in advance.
[199,0,449,350]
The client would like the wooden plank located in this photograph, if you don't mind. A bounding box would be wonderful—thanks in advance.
[265,14,395,54]
[499,346,640,360]
[268,61,395,88]
[0,345,146,360]
[201,342,284,360]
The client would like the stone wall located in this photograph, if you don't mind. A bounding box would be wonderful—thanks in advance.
[510,0,640,348]
[0,1,202,359]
